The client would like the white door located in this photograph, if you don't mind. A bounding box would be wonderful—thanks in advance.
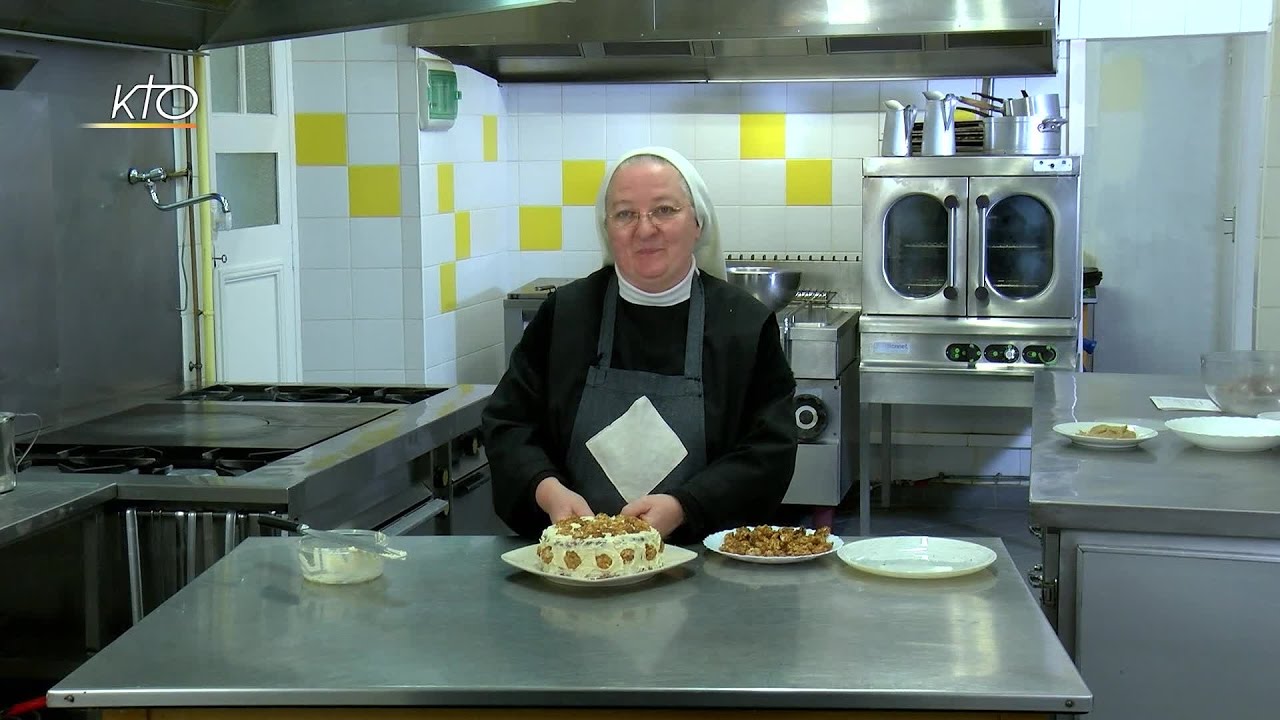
[205,40,301,382]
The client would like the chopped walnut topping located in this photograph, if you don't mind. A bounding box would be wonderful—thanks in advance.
[563,551,582,569]
[720,525,833,557]
[645,544,657,561]
[596,554,613,569]
[553,513,655,539]
[537,545,553,564]
[620,548,636,563]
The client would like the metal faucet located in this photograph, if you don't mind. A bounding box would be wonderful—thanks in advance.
[128,167,232,227]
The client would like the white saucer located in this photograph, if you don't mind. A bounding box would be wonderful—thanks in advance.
[703,526,843,564]
[837,536,997,579]
[1054,421,1158,449]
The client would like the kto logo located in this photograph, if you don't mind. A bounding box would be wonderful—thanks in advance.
[82,74,200,129]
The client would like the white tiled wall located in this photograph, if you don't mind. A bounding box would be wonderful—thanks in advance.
[1256,0,1280,350]
[1061,0,1271,39]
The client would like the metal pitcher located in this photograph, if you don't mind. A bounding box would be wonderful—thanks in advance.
[0,412,38,494]
[880,100,916,157]
[921,91,958,156]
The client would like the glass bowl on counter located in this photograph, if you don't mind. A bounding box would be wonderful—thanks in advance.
[298,529,389,585]
[1201,351,1280,417]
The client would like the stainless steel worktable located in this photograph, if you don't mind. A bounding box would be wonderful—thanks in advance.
[1030,372,1280,538]
[48,536,1091,714]
[0,478,116,548]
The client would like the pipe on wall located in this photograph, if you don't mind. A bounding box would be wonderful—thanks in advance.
[193,53,217,382]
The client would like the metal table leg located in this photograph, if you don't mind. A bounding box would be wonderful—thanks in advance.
[858,401,872,537]
[880,404,893,508]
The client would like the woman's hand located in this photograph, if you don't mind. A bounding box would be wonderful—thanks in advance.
[621,494,685,537]
[535,477,593,521]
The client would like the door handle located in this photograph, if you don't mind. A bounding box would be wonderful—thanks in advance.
[974,194,991,302]
[944,194,959,300]
[1223,209,1236,243]
[213,253,228,266]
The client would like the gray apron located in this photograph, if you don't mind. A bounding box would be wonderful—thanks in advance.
[565,272,709,514]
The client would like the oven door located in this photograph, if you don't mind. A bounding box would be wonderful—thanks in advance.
[862,176,969,316]
[968,175,1080,319]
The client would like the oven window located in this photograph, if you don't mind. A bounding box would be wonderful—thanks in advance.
[985,195,1053,299]
[885,194,949,298]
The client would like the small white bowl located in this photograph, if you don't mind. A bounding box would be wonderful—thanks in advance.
[1053,421,1158,450]
[1164,416,1280,452]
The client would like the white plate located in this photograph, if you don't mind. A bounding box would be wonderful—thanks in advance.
[1259,412,1280,422]
[837,536,998,579]
[1164,416,1280,452]
[500,544,698,587]
[1054,421,1158,449]
[702,526,843,564]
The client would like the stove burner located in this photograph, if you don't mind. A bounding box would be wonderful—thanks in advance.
[201,448,295,475]
[172,384,247,402]
[21,444,301,477]
[266,386,356,403]
[51,446,172,475]
[168,384,447,405]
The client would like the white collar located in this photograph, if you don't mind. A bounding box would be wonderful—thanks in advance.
[617,259,696,307]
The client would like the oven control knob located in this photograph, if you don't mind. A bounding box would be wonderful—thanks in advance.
[946,343,981,363]
[943,285,958,300]
[1022,344,1058,365]
[984,344,1019,363]
[794,394,828,443]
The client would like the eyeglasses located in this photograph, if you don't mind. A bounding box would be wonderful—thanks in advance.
[606,205,686,229]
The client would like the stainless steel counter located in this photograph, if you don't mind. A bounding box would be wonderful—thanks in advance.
[48,536,1091,714]
[1030,372,1280,538]
[0,478,116,548]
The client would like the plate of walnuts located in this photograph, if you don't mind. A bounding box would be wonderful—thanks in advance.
[703,525,843,564]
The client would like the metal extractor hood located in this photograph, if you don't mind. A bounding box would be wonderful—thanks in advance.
[0,0,574,53]
[409,0,1060,83]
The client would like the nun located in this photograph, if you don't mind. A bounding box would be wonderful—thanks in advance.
[481,147,797,543]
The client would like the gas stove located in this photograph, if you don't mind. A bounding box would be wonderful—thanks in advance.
[19,444,296,477]
[169,384,448,404]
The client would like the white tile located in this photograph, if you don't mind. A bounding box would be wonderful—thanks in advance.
[419,163,438,216]
[514,84,562,114]
[606,84,650,113]
[517,161,563,205]
[741,83,788,113]
[457,67,503,115]
[422,213,456,267]
[291,34,345,62]
[832,113,882,159]
[649,114,698,158]
[989,78,1026,104]
[422,263,442,317]
[502,114,519,162]
[1059,0,1082,38]
[649,84,700,113]
[739,160,785,206]
[404,319,427,372]
[688,84,740,114]
[785,206,833,253]
[302,320,355,371]
[470,208,505,257]
[292,62,346,113]
[403,268,423,319]
[454,161,492,211]
[423,361,458,384]
[605,113,652,159]
[1189,0,1241,34]
[295,167,349,218]
[303,369,357,383]
[832,81,881,112]
[831,206,863,253]
[1241,0,1273,31]
[562,84,608,113]
[344,27,401,61]
[1256,308,1280,349]
[1257,239,1280,306]
[346,113,400,165]
[459,256,508,306]
[832,159,863,206]
[298,218,350,269]
[562,251,604,278]
[354,319,405,369]
[693,160,740,206]
[1130,0,1186,36]
[714,206,742,252]
[1079,0,1131,38]
[398,113,419,165]
[1024,72,1066,99]
[518,115,564,161]
[402,216,422,266]
[785,114,832,158]
[926,78,978,98]
[736,207,786,252]
[502,204,520,254]
[457,345,506,384]
[786,82,833,113]
[455,302,497,355]
[300,269,352,320]
[879,80,928,108]
[397,61,418,114]
[450,115,484,163]
[562,206,600,252]
[500,84,517,114]
[352,269,403,319]
[354,369,407,383]
[346,62,399,113]
[562,113,607,159]
[694,113,740,160]
[400,163,420,217]
[350,218,402,268]
[419,126,454,163]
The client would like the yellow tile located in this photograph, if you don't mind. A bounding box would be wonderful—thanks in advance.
[786,159,832,206]
[455,211,471,260]
[437,163,454,213]
[348,165,401,217]
[519,206,562,251]
[562,160,606,206]
[483,115,498,162]
[740,113,785,159]
[440,262,457,313]
[294,113,347,165]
